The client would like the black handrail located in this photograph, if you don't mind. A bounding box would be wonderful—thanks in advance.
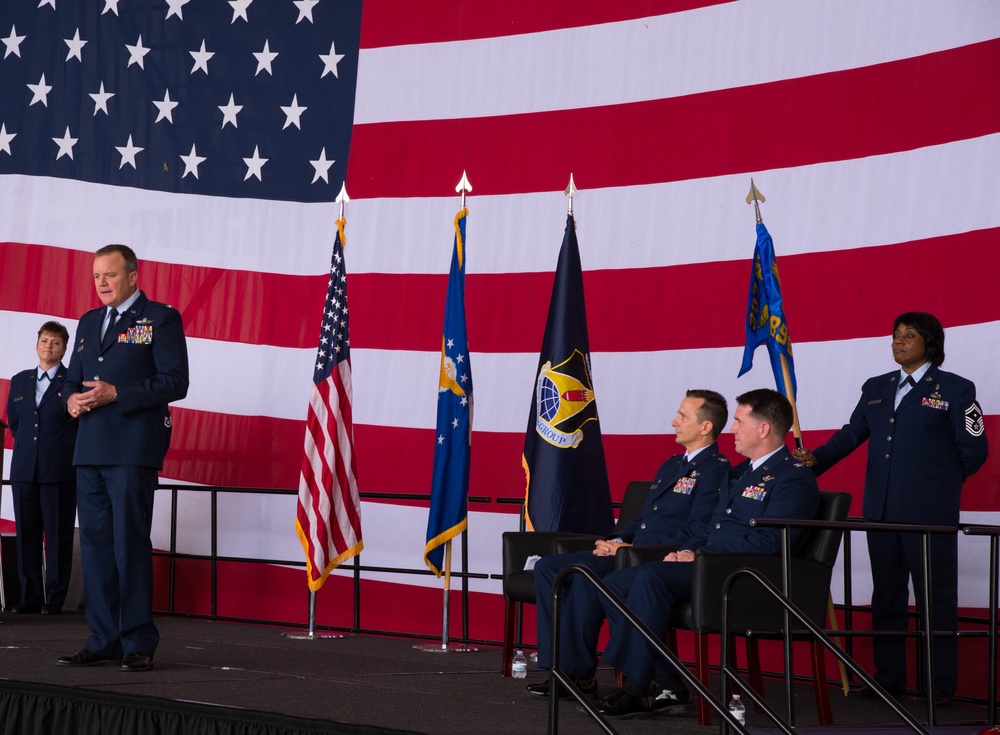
[961,525,1000,726]
[549,563,747,735]
[752,515,960,725]
[718,565,930,735]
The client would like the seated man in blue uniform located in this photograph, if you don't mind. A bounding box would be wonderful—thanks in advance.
[526,389,731,699]
[57,244,189,673]
[5,321,78,615]
[595,388,820,718]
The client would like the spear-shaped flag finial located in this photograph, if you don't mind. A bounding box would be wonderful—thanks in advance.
[564,173,579,216]
[456,170,472,210]
[336,181,350,219]
[746,178,765,224]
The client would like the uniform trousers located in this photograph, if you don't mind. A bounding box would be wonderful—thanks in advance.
[867,528,958,696]
[76,465,159,659]
[11,480,76,607]
[534,551,616,676]
[601,561,695,690]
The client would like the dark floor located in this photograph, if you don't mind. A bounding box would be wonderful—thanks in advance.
[0,612,994,735]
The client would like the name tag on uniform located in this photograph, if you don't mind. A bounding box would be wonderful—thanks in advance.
[742,485,767,501]
[119,325,153,345]
[867,399,882,405]
[674,477,696,495]
[921,397,948,411]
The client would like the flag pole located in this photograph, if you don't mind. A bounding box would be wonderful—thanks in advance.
[747,180,848,692]
[284,182,354,642]
[746,180,803,450]
[414,172,477,654]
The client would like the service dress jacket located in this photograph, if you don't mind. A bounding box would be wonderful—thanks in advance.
[6,364,77,483]
[615,443,730,548]
[813,367,987,525]
[64,292,189,469]
[679,446,820,554]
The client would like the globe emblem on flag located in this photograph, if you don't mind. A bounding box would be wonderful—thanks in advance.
[538,377,563,422]
[534,350,599,449]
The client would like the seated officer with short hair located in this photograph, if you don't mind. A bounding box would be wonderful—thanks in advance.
[527,389,731,700]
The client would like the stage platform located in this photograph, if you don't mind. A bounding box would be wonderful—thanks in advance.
[0,612,993,735]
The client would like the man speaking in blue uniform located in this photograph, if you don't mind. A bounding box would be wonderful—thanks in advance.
[527,389,731,699]
[795,312,988,704]
[58,244,189,672]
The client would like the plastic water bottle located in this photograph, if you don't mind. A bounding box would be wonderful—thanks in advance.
[728,693,746,725]
[512,650,527,679]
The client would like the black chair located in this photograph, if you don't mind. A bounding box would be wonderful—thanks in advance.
[616,490,851,724]
[499,480,650,676]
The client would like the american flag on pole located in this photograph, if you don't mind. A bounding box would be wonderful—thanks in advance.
[296,217,363,592]
[1,0,998,639]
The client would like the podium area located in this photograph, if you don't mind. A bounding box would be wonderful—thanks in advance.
[0,613,992,735]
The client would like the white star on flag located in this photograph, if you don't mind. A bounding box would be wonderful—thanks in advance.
[27,74,53,107]
[310,147,334,183]
[126,34,150,69]
[319,41,344,78]
[229,0,253,23]
[64,28,87,62]
[2,26,25,59]
[89,82,115,115]
[243,145,267,180]
[219,94,243,129]
[154,90,179,123]
[165,0,190,20]
[101,0,119,15]
[115,135,144,169]
[0,124,16,155]
[294,0,320,24]
[190,40,214,75]
[254,40,278,76]
[281,94,307,130]
[52,127,77,160]
[180,144,206,179]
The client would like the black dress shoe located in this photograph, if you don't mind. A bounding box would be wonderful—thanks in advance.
[8,604,41,614]
[41,605,62,615]
[526,676,598,699]
[57,649,117,667]
[650,687,695,715]
[596,688,652,719]
[120,651,153,672]
[848,683,905,699]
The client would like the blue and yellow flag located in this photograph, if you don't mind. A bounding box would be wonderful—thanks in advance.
[523,215,614,536]
[738,223,797,398]
[424,209,473,576]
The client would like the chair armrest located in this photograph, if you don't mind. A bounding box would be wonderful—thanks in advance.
[553,534,602,554]
[614,545,679,569]
[690,554,832,633]
[502,531,590,576]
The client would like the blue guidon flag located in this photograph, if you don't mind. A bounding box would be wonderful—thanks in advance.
[424,209,473,577]
[523,214,613,536]
[739,222,798,399]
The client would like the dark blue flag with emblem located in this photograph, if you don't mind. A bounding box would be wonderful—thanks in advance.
[424,209,473,577]
[738,223,797,398]
[523,215,613,535]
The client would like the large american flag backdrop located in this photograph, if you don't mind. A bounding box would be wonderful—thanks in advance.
[1,0,997,669]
